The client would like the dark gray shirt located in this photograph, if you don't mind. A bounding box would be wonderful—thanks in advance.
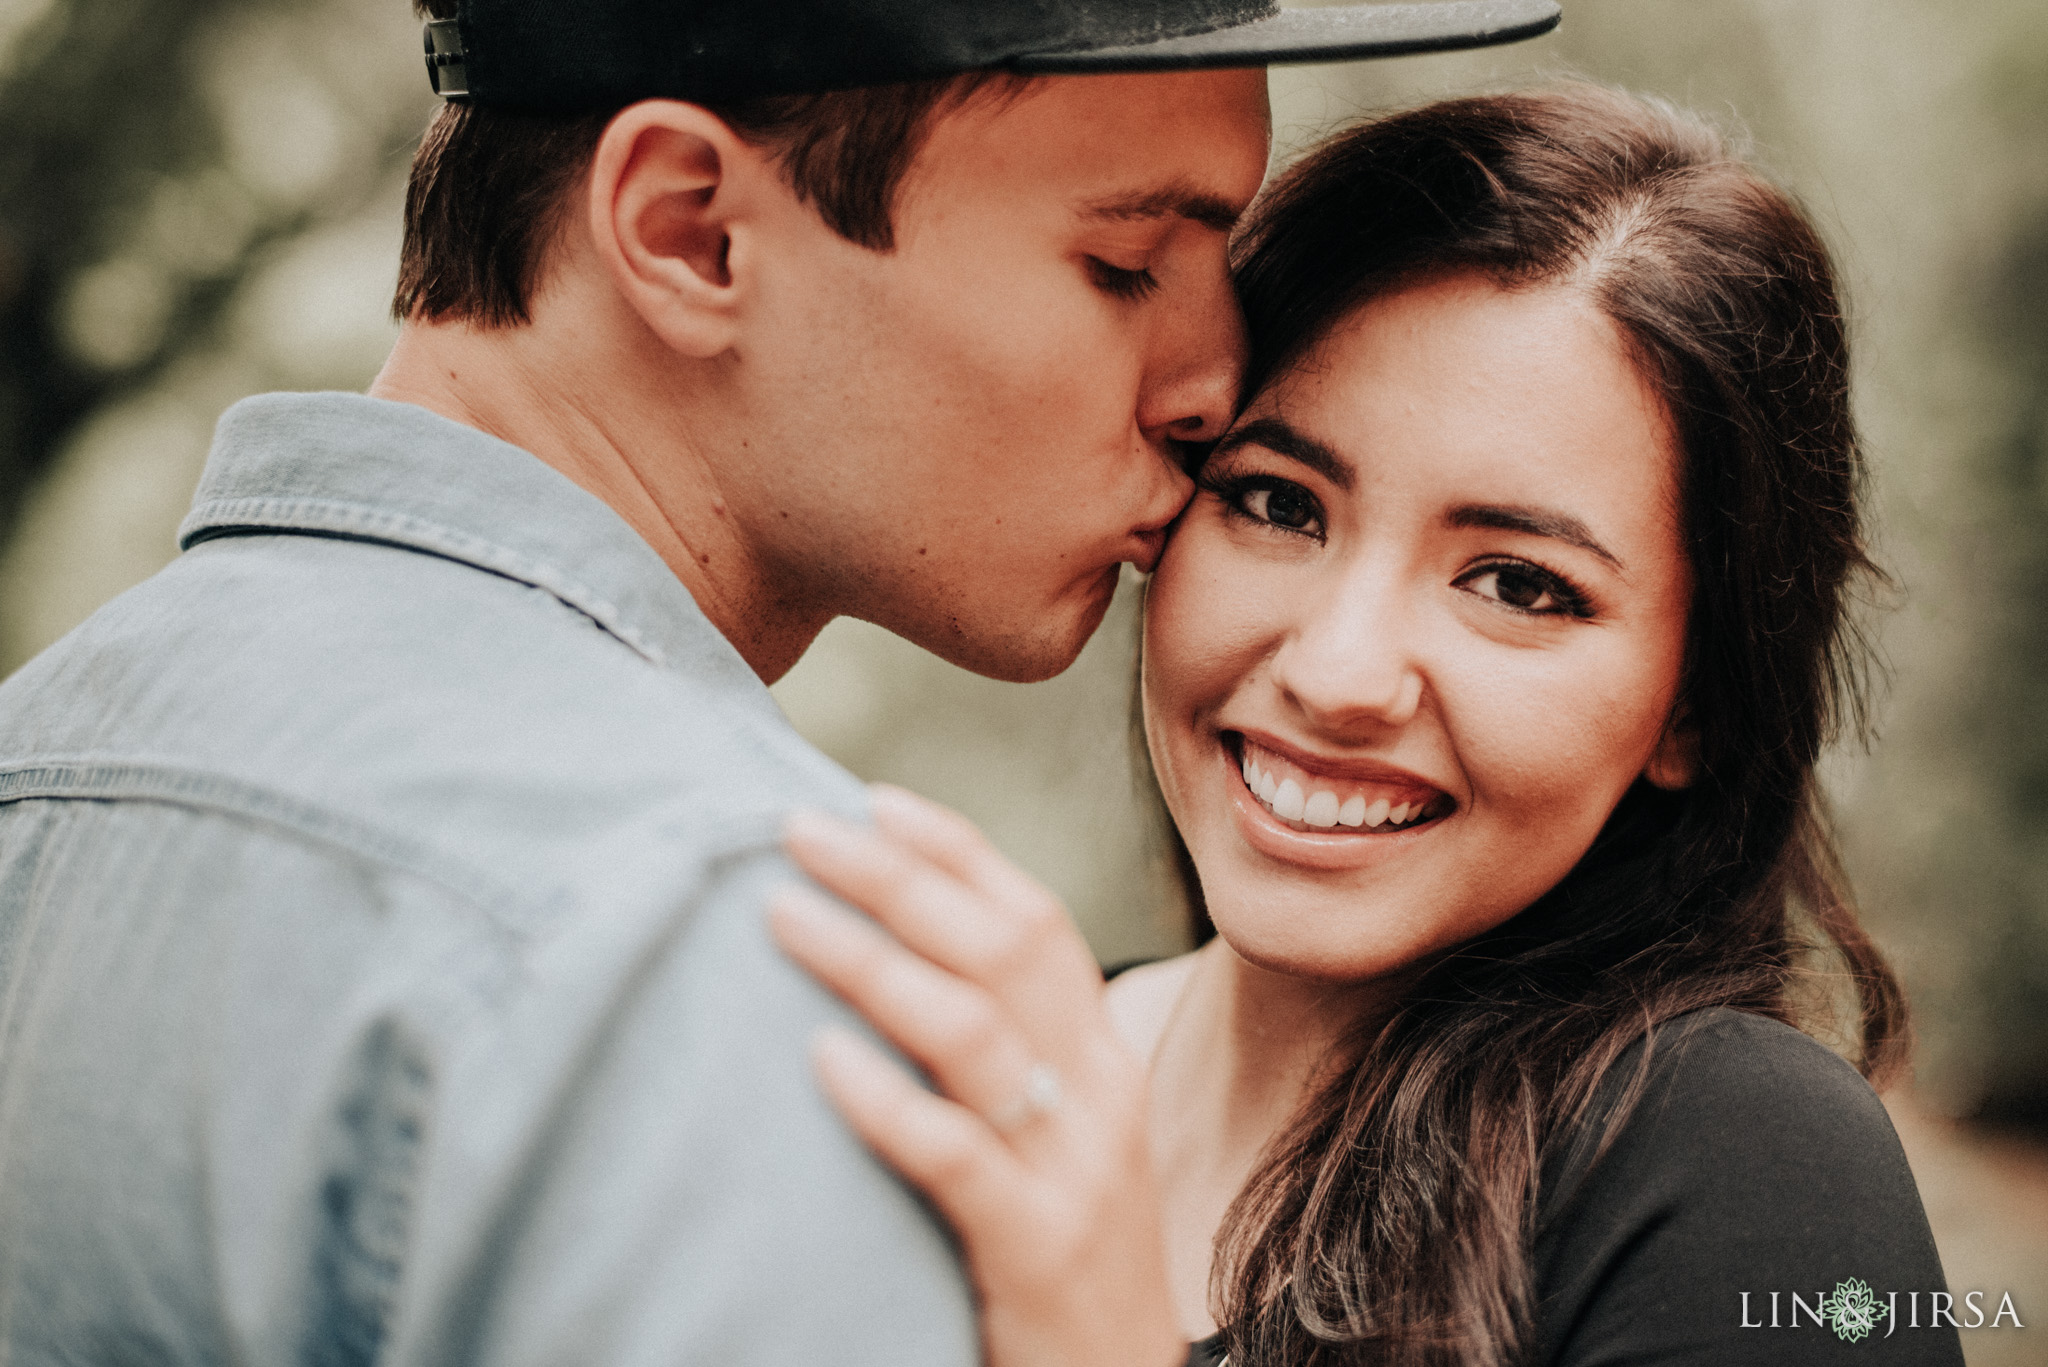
[1190,1009,1963,1366]
[1530,1009,1961,1366]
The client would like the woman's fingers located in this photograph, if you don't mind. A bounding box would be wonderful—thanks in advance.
[868,784,1106,979]
[810,1024,1027,1233]
[870,786,1096,965]
[774,845,1183,1367]
[782,808,1001,962]
[868,784,1058,914]
[769,883,1048,1125]
[784,807,1102,1031]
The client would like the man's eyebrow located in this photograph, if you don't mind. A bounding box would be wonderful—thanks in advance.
[1211,417,1354,492]
[1080,181,1244,234]
[1449,504,1624,570]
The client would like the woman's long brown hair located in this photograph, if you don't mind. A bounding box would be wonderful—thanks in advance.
[1167,86,1908,1367]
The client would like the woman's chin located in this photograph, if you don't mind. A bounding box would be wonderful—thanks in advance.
[1201,911,1430,991]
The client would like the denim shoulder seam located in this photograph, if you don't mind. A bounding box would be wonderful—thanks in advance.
[0,759,542,932]
[178,494,668,667]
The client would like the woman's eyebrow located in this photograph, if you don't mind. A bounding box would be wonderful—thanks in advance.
[1212,418,1355,491]
[1449,504,1624,570]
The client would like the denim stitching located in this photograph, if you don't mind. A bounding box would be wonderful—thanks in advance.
[0,760,538,933]
[179,495,669,668]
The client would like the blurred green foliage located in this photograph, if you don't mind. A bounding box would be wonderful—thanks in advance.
[1973,15,2048,1132]
[0,0,234,538]
[0,0,426,544]
[1960,202,2048,1129]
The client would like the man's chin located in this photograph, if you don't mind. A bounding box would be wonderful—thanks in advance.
[913,583,1116,684]
[924,624,1092,684]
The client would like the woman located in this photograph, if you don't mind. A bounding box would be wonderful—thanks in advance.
[769,87,1962,1367]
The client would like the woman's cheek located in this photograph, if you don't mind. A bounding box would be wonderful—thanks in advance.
[1147,528,1278,702]
[1457,646,1671,841]
[1144,529,1289,821]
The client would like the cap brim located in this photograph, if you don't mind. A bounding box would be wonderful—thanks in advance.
[1011,0,1559,72]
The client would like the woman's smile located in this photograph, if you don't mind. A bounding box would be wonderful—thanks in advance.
[1218,729,1456,872]
[1143,270,1696,979]
[1233,732,1449,833]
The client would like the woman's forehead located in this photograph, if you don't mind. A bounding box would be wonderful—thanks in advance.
[1231,274,1683,540]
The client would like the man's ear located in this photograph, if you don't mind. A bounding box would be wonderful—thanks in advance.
[586,100,767,358]
[1643,703,1699,791]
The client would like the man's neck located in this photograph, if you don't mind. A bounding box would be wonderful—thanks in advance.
[369,317,832,683]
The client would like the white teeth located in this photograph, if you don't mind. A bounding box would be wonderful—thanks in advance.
[1242,744,1440,833]
[1273,779,1306,821]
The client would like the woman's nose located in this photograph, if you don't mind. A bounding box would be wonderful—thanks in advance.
[1267,577,1425,734]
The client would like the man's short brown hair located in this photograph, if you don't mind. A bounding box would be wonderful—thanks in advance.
[394,4,1020,327]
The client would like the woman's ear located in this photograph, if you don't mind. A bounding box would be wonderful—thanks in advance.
[1643,704,1699,790]
[585,100,767,358]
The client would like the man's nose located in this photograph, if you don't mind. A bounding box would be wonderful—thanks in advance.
[1136,265,1248,447]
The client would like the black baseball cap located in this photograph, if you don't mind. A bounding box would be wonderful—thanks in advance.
[424,0,1561,111]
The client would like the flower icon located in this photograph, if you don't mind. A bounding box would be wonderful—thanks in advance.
[1818,1277,1888,1343]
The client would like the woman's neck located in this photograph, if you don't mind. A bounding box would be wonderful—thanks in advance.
[1141,939,1399,1338]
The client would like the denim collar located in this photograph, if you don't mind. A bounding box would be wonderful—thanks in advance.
[181,391,762,699]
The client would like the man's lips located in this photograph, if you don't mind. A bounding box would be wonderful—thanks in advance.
[1228,731,1453,833]
[1127,526,1169,574]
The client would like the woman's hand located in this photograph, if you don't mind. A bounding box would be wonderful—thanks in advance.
[770,784,1185,1367]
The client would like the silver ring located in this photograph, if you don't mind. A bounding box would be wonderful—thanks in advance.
[988,1062,1062,1133]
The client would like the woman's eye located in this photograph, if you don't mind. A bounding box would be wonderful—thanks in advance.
[1220,478,1323,537]
[1194,468,1326,539]
[1459,563,1590,618]
[1246,484,1316,530]
[1086,257,1160,301]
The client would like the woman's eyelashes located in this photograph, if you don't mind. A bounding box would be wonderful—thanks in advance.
[1197,461,1595,619]
[1201,472,1326,539]
[1455,559,1595,619]
[1085,256,1161,301]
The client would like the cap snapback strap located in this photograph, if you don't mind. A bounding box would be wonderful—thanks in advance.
[425,19,469,100]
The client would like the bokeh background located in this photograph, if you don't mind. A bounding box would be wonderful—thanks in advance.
[1,0,2043,1357]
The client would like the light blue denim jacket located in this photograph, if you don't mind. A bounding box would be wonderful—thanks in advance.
[0,393,976,1366]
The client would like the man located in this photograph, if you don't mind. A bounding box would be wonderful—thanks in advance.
[0,2,1556,1363]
